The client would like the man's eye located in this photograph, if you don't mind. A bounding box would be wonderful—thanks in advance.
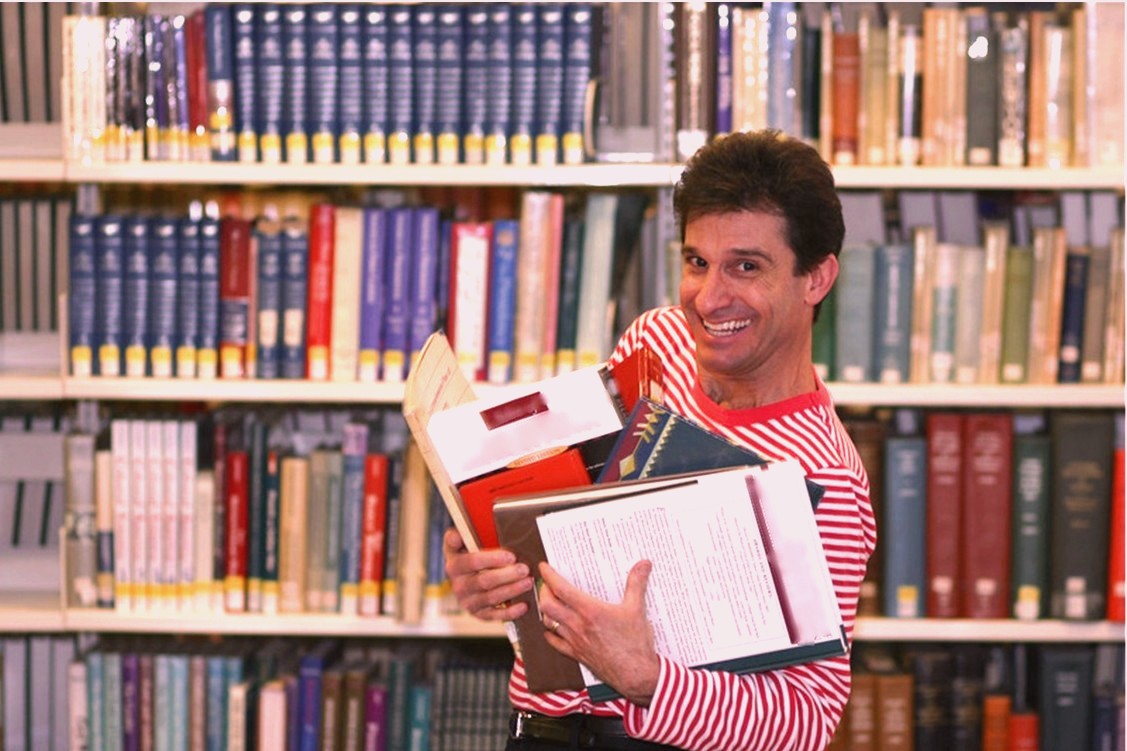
[739,261,758,272]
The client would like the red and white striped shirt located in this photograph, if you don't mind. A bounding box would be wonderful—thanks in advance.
[509,307,877,751]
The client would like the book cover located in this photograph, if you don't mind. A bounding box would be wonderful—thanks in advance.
[245,420,269,613]
[534,3,565,166]
[486,218,519,384]
[232,4,257,163]
[95,449,116,608]
[882,434,927,618]
[998,244,1034,384]
[218,217,254,379]
[377,206,411,382]
[553,215,584,374]
[830,21,860,165]
[278,454,309,614]
[1010,422,1051,621]
[408,207,441,373]
[977,221,1009,384]
[928,241,960,384]
[495,462,846,698]
[306,3,340,164]
[279,217,308,379]
[336,4,363,165]
[484,4,513,165]
[176,217,202,378]
[461,4,488,165]
[447,222,492,381]
[255,219,283,380]
[69,214,97,376]
[910,648,953,748]
[574,192,617,369]
[509,4,538,165]
[1027,226,1068,385]
[952,244,986,384]
[997,17,1028,168]
[281,5,309,163]
[358,452,389,617]
[204,3,236,161]
[338,423,369,616]
[873,242,914,384]
[224,448,250,613]
[305,203,335,381]
[925,412,963,618]
[356,207,386,382]
[834,243,875,383]
[513,191,556,382]
[411,5,438,165]
[560,3,593,164]
[1037,646,1095,750]
[122,216,151,378]
[384,4,413,165]
[960,413,1013,618]
[197,216,222,379]
[329,207,364,382]
[964,8,998,166]
[64,433,97,607]
[361,5,389,164]
[254,4,285,164]
[320,450,344,614]
[434,5,463,165]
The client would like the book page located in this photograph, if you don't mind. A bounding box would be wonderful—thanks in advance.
[536,471,795,683]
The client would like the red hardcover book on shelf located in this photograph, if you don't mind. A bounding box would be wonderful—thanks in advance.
[224,449,250,613]
[925,412,964,618]
[960,413,1014,618]
[305,203,336,380]
[1107,438,1125,622]
[446,221,493,382]
[219,217,254,378]
[1008,712,1039,751]
[186,10,210,160]
[358,452,390,617]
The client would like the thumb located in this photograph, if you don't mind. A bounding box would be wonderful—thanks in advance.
[622,560,653,610]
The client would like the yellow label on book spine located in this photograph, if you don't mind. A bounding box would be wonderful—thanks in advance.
[197,348,218,379]
[510,133,533,165]
[285,133,308,164]
[99,345,121,376]
[357,350,380,382]
[485,133,507,165]
[463,132,484,164]
[437,132,459,164]
[413,132,435,164]
[260,133,282,164]
[307,345,329,380]
[535,134,558,165]
[70,346,93,376]
[220,345,245,379]
[125,345,146,377]
[176,346,197,378]
[150,346,173,377]
[363,132,386,163]
[339,132,361,164]
[237,131,258,162]
[388,132,411,164]
[311,132,335,164]
[562,132,584,164]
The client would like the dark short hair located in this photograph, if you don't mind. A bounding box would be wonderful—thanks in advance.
[673,129,845,275]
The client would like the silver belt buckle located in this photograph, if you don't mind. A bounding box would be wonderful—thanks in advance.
[510,710,535,739]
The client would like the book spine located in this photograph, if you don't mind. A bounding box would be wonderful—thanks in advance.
[953,245,987,384]
[144,16,171,161]
[1011,431,1050,620]
[254,220,283,380]
[279,218,309,379]
[461,5,489,165]
[149,217,180,378]
[386,4,413,165]
[358,452,389,617]
[484,4,513,165]
[337,4,363,165]
[434,5,464,165]
[411,5,438,165]
[305,204,335,381]
[159,420,182,609]
[448,222,492,381]
[363,682,388,751]
[232,4,257,163]
[95,449,117,608]
[380,206,413,383]
[329,207,364,382]
[185,11,210,161]
[964,8,998,166]
[408,207,440,372]
[1057,246,1091,383]
[176,218,202,378]
[255,4,285,164]
[111,419,133,610]
[178,420,198,609]
[218,217,253,379]
[260,448,280,615]
[560,3,593,164]
[873,242,914,384]
[960,413,1013,618]
[486,218,519,383]
[361,6,389,164]
[224,448,249,613]
[380,454,403,617]
[123,216,151,377]
[831,27,860,165]
[306,3,340,164]
[122,653,141,751]
[197,217,222,379]
[833,244,875,383]
[278,455,309,613]
[204,4,237,161]
[338,423,369,616]
[882,436,927,617]
[534,4,565,166]
[321,452,345,613]
[69,213,97,376]
[926,412,963,618]
[65,433,98,607]
[245,420,267,612]
[509,4,538,166]
[357,207,386,382]
[997,17,1029,168]
[281,5,309,164]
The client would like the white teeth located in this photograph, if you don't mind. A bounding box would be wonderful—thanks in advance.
[703,319,750,335]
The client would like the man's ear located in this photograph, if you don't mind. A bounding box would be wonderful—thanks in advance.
[805,254,839,307]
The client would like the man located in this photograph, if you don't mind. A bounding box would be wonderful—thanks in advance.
[444,130,876,751]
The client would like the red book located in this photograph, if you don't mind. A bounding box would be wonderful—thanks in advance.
[458,447,591,550]
[607,345,664,417]
[981,694,1012,751]
[185,10,210,160]
[358,452,390,617]
[830,31,861,165]
[960,413,1014,618]
[224,449,250,612]
[305,203,336,380]
[219,217,254,378]
[1107,439,1125,622]
[538,194,566,376]
[1007,712,1039,751]
[926,412,964,617]
[446,222,493,382]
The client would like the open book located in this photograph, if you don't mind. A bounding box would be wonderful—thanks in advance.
[493,461,846,701]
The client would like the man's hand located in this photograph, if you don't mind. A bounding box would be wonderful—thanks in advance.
[536,559,661,707]
[443,528,533,622]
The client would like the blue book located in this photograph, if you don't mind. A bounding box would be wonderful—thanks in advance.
[484,4,513,164]
[104,651,124,751]
[833,243,876,383]
[425,491,450,617]
[435,5,464,165]
[485,218,519,383]
[204,4,237,161]
[338,423,369,615]
[279,218,308,379]
[167,14,191,159]
[121,652,141,751]
[408,207,440,371]
[168,654,190,751]
[1057,248,1090,383]
[361,5,390,163]
[246,420,269,611]
[883,433,928,617]
[254,4,285,163]
[561,3,593,163]
[69,213,97,376]
[407,684,432,751]
[197,217,222,379]
[144,15,170,160]
[232,4,258,162]
[411,5,439,164]
[297,641,342,751]
[873,242,914,385]
[262,449,281,613]
[86,649,106,751]
[306,3,340,164]
[281,5,309,163]
[205,654,227,751]
[386,4,414,164]
[95,214,125,377]
[381,206,413,382]
[148,217,180,378]
[337,4,364,164]
[714,3,733,136]
[254,221,283,379]
[434,217,453,331]
[534,3,565,165]
[461,4,489,164]
[385,653,416,751]
[154,654,172,751]
[123,215,152,378]
[176,217,201,378]
[766,2,801,134]
[357,207,387,382]
[510,3,538,165]
[381,454,404,616]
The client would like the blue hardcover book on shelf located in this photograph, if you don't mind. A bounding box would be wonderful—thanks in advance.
[435,216,453,330]
[766,2,801,135]
[143,15,171,160]
[883,432,928,617]
[873,242,914,385]
[434,5,464,165]
[121,652,140,751]
[104,651,124,751]
[408,207,440,371]
[1057,249,1091,383]
[534,3,565,165]
[361,5,390,163]
[86,649,106,751]
[281,5,309,163]
[338,422,369,615]
[279,218,308,379]
[561,3,593,163]
[714,3,732,136]
[204,3,237,161]
[386,4,414,164]
[168,654,190,751]
[486,218,519,383]
[123,215,151,378]
[95,215,125,377]
[255,4,285,163]
[307,3,340,164]
[297,641,342,751]
[255,221,283,379]
[461,5,488,164]
[833,243,876,383]
[176,217,202,378]
[358,207,387,382]
[167,13,191,159]
[232,4,258,162]
[337,4,364,164]
[484,4,513,164]
[148,217,180,378]
[411,5,439,164]
[197,216,222,379]
[69,214,97,376]
[381,206,413,382]
[510,3,538,165]
[205,653,227,751]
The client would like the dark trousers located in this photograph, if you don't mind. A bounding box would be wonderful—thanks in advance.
[507,712,681,751]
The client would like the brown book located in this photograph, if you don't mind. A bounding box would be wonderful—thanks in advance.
[843,417,886,617]
[926,412,964,617]
[831,28,861,165]
[960,413,1014,618]
[1025,10,1052,167]
[981,693,1013,751]
[320,663,345,751]
[847,671,878,751]
[875,672,915,751]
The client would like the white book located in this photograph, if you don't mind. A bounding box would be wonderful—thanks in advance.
[67,658,88,751]
[110,419,133,611]
[64,433,98,607]
[512,192,554,382]
[978,222,1010,384]
[129,419,150,611]
[3,636,27,751]
[448,223,492,381]
[193,470,216,613]
[226,680,251,751]
[178,420,197,610]
[161,420,181,611]
[574,193,618,370]
[145,419,169,610]
[256,680,288,751]
[94,449,116,607]
[953,245,986,384]
[330,207,365,382]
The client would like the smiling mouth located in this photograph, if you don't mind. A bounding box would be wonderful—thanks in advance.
[702,318,751,336]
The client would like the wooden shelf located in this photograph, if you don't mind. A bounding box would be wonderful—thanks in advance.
[60,376,409,404]
[0,372,64,400]
[0,592,66,632]
[853,617,1125,643]
[826,382,1125,409]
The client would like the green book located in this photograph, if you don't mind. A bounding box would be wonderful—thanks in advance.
[1010,423,1051,620]
[1038,646,1095,750]
[998,245,1034,383]
[834,243,876,383]
[812,283,836,380]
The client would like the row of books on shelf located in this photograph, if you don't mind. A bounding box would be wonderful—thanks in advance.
[675,2,1125,169]
[843,409,1125,623]
[0,194,72,336]
[64,2,596,167]
[67,188,650,385]
[830,641,1125,751]
[1,634,512,751]
[0,4,66,128]
[816,188,1125,386]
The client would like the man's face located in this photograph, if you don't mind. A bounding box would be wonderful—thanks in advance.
[679,210,822,388]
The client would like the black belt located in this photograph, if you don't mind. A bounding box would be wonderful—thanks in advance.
[509,711,679,750]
